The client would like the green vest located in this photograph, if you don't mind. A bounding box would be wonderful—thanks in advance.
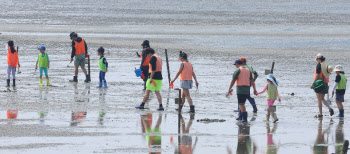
[244,65,253,73]
[267,83,278,100]
[38,53,48,67]
[336,73,347,90]
[99,57,106,71]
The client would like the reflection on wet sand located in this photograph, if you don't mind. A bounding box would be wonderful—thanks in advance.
[70,84,90,126]
[313,119,332,154]
[141,113,162,154]
[178,114,198,154]
[335,120,344,154]
[236,124,256,154]
[266,123,279,154]
[38,87,49,124]
[98,89,107,126]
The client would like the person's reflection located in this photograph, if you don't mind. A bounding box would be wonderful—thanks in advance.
[71,84,88,126]
[98,89,107,126]
[179,114,198,154]
[38,87,49,124]
[7,110,18,124]
[236,124,256,154]
[70,111,87,126]
[335,120,344,153]
[141,113,162,154]
[266,123,279,154]
[313,119,331,154]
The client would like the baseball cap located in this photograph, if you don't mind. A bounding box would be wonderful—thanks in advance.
[38,46,46,50]
[239,57,246,63]
[234,59,243,65]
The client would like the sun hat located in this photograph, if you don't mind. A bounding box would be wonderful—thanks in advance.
[38,46,46,50]
[333,65,344,72]
[315,53,324,60]
[234,59,243,65]
[320,62,333,78]
[267,74,279,86]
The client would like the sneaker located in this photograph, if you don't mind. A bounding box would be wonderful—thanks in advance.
[329,108,334,116]
[135,105,145,109]
[157,107,164,111]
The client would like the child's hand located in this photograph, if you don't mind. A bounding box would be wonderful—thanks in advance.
[278,98,281,102]
[35,65,38,70]
[104,69,108,72]
[332,91,334,97]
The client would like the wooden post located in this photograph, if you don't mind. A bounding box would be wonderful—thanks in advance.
[270,62,275,74]
[165,49,171,86]
[177,88,181,154]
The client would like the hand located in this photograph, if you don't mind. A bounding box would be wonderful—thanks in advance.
[278,98,281,102]
[48,65,50,69]
[170,80,175,84]
[310,84,313,89]
[70,58,73,63]
[332,91,334,97]
[196,82,199,87]
[104,69,108,73]
[35,65,38,70]
[254,90,258,96]
[150,79,153,84]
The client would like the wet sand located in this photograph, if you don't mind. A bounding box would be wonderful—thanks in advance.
[0,0,350,154]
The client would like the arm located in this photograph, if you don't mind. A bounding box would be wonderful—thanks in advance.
[251,79,257,95]
[71,41,75,62]
[170,64,184,84]
[277,91,281,102]
[193,70,199,87]
[84,40,88,55]
[227,79,236,96]
[35,61,38,70]
[257,84,268,95]
[104,58,108,72]
[136,52,140,57]
[47,54,50,69]
[140,50,146,69]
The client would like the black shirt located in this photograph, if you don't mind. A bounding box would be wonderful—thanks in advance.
[335,74,346,95]
[149,56,162,80]
[316,63,321,74]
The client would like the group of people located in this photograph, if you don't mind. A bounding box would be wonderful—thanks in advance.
[5,32,109,88]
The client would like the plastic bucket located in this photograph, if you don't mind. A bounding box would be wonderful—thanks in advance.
[134,69,142,77]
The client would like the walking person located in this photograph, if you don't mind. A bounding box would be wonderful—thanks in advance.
[35,46,51,86]
[256,74,281,123]
[136,40,150,90]
[69,32,90,83]
[170,51,199,113]
[96,47,108,88]
[332,65,346,118]
[135,48,164,110]
[310,54,334,118]
[6,40,20,87]
[227,59,257,124]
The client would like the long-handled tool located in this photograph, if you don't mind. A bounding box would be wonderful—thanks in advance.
[67,61,72,67]
[17,46,21,74]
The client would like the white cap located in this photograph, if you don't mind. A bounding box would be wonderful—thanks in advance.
[334,65,344,72]
[316,53,324,59]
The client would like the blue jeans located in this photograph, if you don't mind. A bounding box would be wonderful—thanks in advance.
[99,71,106,81]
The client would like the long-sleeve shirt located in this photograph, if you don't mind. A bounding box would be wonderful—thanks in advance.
[257,83,280,99]
[71,37,88,58]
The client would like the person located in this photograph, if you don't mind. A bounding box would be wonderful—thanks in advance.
[227,59,257,124]
[266,122,278,154]
[170,51,199,113]
[332,65,346,118]
[310,53,334,118]
[69,32,90,83]
[256,74,281,123]
[6,40,20,87]
[239,57,258,112]
[136,40,150,90]
[141,113,162,153]
[96,47,108,88]
[135,48,164,111]
[35,46,51,86]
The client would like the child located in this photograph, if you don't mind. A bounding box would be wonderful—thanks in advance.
[35,46,51,86]
[257,74,281,123]
[7,40,20,87]
[332,65,346,118]
[170,51,199,113]
[97,47,108,88]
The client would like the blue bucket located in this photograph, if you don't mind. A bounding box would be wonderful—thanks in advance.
[134,69,142,77]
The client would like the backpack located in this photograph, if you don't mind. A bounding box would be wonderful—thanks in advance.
[313,79,326,93]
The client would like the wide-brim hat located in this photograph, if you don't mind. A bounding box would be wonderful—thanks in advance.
[267,74,279,86]
[321,62,333,78]
[334,65,344,72]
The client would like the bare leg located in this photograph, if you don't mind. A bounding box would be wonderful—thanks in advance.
[74,65,79,76]
[183,89,193,106]
[80,66,88,75]
[181,91,186,105]
[239,105,246,112]
[142,90,151,103]
[336,101,344,110]
[316,93,325,115]
[154,91,162,105]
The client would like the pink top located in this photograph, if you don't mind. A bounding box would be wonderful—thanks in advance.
[257,83,280,99]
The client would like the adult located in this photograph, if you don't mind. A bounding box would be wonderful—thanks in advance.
[69,32,90,82]
[235,57,258,121]
[135,48,164,111]
[310,53,334,118]
[136,40,151,90]
[7,40,20,87]
[227,59,257,123]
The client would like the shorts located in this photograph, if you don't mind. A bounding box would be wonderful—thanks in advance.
[39,67,48,76]
[146,79,162,91]
[318,83,328,94]
[74,53,86,66]
[237,94,249,105]
[336,94,344,102]
[180,80,193,89]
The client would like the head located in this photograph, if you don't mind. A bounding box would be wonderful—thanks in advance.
[8,40,15,53]
[70,32,78,40]
[315,53,325,63]
[234,59,243,68]
[38,46,46,54]
[145,48,155,58]
[334,65,344,75]
[97,47,104,56]
[179,51,188,62]
[141,40,150,49]
[239,57,247,65]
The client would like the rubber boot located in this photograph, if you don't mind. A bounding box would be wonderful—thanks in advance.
[46,79,51,86]
[190,105,195,113]
[236,110,242,121]
[97,81,102,88]
[103,80,108,88]
[39,79,44,86]
[241,112,248,124]
[12,79,15,87]
[337,109,344,118]
[84,74,90,83]
[264,114,270,122]
[69,76,78,82]
[272,113,279,123]
[6,79,10,87]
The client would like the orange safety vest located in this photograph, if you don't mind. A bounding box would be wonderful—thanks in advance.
[140,54,150,66]
[180,62,193,81]
[314,69,329,83]
[7,47,18,67]
[236,66,251,86]
[74,38,86,55]
[149,54,162,73]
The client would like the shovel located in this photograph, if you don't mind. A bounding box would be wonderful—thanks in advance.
[17,47,21,74]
